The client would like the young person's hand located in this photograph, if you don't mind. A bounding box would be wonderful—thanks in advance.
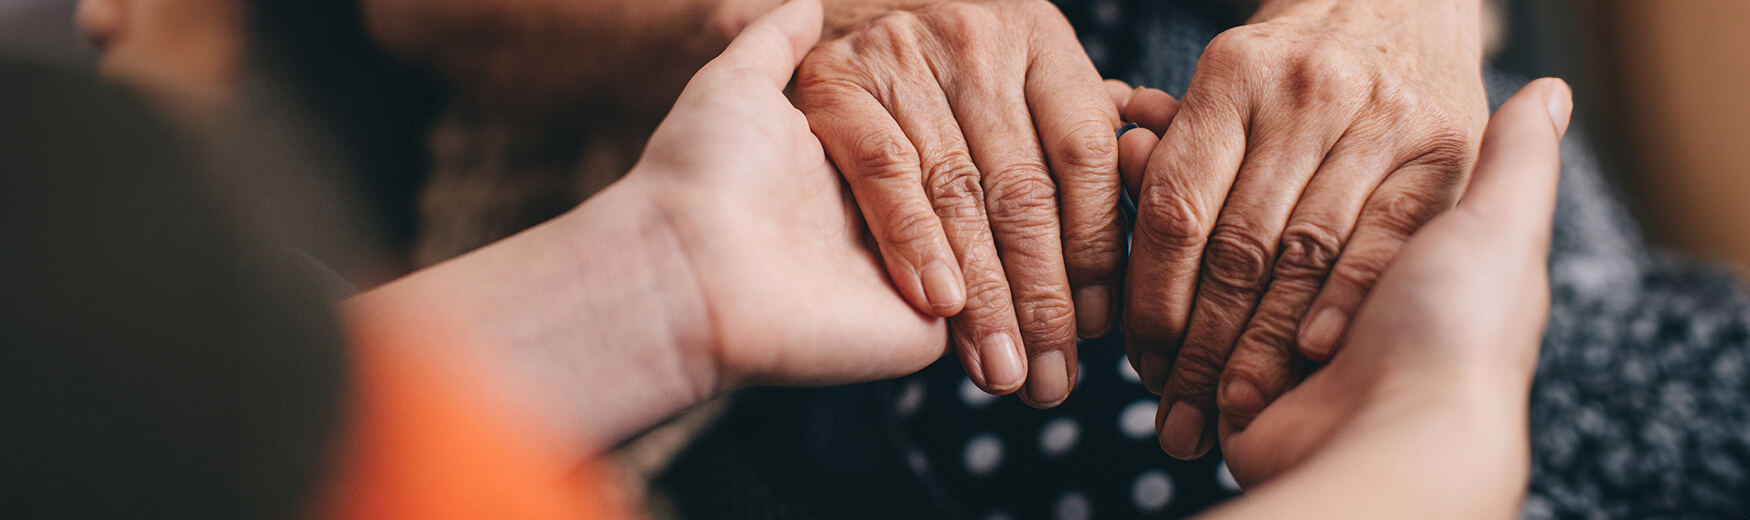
[1196,79,1571,519]
[624,0,951,391]
[347,0,949,453]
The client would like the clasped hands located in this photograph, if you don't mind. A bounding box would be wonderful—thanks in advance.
[359,0,1566,498]
[795,0,1489,459]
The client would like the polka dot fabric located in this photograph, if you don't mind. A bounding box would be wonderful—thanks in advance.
[888,331,1240,520]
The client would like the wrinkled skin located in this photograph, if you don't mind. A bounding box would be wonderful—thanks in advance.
[796,0,1122,408]
[1118,0,1489,459]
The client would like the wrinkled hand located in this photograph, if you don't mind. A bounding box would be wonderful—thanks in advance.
[1121,0,1490,458]
[1219,78,1570,490]
[796,0,1122,407]
[624,0,949,390]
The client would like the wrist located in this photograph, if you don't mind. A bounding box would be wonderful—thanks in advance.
[543,178,725,415]
[346,178,722,456]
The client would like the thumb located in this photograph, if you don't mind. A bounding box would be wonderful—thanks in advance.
[1455,78,1572,245]
[699,0,823,90]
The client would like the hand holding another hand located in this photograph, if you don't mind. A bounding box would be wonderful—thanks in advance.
[1214,79,1570,501]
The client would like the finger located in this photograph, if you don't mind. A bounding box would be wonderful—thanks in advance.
[876,47,1034,395]
[1119,87,1181,135]
[929,27,1071,405]
[700,0,822,89]
[1157,106,1344,460]
[1295,159,1467,362]
[1455,78,1571,239]
[797,72,969,321]
[1214,137,1398,434]
[1106,79,1134,111]
[1123,85,1248,396]
[1117,124,1157,199]
[1028,30,1126,345]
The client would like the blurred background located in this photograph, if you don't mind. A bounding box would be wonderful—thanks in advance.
[3,0,1746,264]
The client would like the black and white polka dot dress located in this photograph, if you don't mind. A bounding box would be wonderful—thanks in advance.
[886,332,1241,520]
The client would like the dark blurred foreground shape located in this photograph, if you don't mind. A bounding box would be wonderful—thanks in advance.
[0,59,348,520]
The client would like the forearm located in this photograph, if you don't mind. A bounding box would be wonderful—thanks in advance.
[1204,380,1530,520]
[341,180,716,458]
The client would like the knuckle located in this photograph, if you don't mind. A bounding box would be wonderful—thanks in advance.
[1234,315,1300,364]
[1293,48,1369,105]
[1134,186,1211,253]
[984,172,1058,218]
[1201,26,1278,78]
[1200,227,1273,294]
[865,9,924,40]
[1063,227,1124,283]
[918,2,998,47]
[1015,295,1077,341]
[1409,125,1477,186]
[879,205,942,248]
[1051,119,1120,177]
[1368,189,1443,237]
[962,277,1014,314]
[1170,346,1228,402]
[1275,222,1344,278]
[923,151,980,191]
[925,166,987,220]
[851,132,920,182]
[1328,253,1390,293]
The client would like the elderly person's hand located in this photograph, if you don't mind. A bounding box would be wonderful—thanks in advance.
[1119,0,1490,459]
[1215,78,1568,504]
[796,0,1122,407]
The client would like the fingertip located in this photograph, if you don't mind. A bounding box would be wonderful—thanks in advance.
[1118,125,1159,198]
[1219,377,1265,427]
[1120,87,1181,135]
[1296,307,1345,362]
[1462,77,1570,226]
[1106,79,1134,110]
[919,261,966,316]
[1020,350,1072,408]
[715,0,823,84]
[1536,77,1573,138]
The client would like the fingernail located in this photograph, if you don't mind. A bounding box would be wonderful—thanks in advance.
[1116,122,1139,139]
[1544,80,1573,137]
[1299,308,1346,359]
[1222,378,1264,422]
[1024,350,1070,407]
[920,262,963,315]
[980,333,1025,392]
[1073,285,1112,338]
[1159,401,1206,460]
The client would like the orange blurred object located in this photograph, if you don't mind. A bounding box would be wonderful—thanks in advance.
[316,314,632,520]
